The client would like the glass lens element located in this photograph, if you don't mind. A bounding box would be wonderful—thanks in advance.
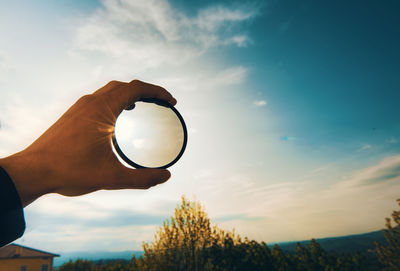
[113,101,186,168]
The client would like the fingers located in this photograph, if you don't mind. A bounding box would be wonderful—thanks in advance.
[128,80,177,106]
[109,166,171,190]
[93,80,126,95]
[96,80,177,116]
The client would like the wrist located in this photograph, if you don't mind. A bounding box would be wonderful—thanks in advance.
[0,151,55,207]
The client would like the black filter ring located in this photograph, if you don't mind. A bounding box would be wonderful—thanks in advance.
[112,98,188,169]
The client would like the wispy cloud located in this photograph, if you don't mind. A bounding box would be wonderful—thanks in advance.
[75,0,258,69]
[155,65,249,94]
[214,155,400,242]
[253,100,267,107]
[7,0,398,252]
[9,1,259,251]
[338,155,400,188]
[215,66,248,86]
[196,4,257,32]
[358,144,372,151]
[20,154,400,248]
[20,195,169,250]
[387,137,397,144]
[27,209,166,229]
[0,97,51,156]
[214,213,265,223]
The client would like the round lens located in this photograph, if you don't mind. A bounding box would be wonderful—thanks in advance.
[112,99,187,169]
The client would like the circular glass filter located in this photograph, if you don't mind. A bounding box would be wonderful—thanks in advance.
[112,98,187,169]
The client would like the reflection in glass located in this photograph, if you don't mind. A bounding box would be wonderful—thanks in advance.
[113,102,185,168]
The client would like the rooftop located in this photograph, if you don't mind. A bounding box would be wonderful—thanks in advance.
[0,244,59,259]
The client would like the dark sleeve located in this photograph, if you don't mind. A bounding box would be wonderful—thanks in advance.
[0,166,25,247]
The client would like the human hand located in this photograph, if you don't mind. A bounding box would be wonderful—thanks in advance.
[0,80,177,207]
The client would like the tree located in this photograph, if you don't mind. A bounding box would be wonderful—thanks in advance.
[132,196,243,271]
[132,196,379,271]
[375,199,400,271]
[271,244,294,271]
[58,259,97,271]
[56,196,390,270]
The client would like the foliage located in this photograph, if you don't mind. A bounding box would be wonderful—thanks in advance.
[130,196,378,271]
[57,196,400,271]
[131,196,242,270]
[58,259,97,271]
[375,199,400,271]
[57,259,134,271]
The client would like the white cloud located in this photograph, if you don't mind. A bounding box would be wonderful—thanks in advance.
[20,222,157,252]
[0,97,47,155]
[1,0,397,252]
[223,35,250,47]
[387,137,397,144]
[253,100,267,107]
[20,193,169,250]
[214,66,248,86]
[1,0,260,252]
[196,5,256,31]
[337,155,400,188]
[18,154,400,249]
[74,0,257,69]
[153,65,248,94]
[213,155,400,242]
[0,92,70,156]
[358,144,372,151]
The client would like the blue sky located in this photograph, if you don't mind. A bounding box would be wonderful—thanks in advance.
[1,0,400,252]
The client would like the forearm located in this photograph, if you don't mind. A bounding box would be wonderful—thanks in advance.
[0,151,53,208]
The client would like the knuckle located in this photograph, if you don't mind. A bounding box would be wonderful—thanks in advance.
[129,79,143,85]
[107,80,123,87]
[77,94,96,105]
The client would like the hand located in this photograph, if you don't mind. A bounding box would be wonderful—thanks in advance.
[0,80,177,207]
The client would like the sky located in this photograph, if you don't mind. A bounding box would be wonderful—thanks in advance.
[0,0,400,253]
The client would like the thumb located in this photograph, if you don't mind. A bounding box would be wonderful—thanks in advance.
[111,166,171,190]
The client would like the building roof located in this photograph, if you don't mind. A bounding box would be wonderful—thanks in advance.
[0,244,59,259]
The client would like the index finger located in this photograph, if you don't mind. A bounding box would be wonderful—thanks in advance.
[100,80,177,116]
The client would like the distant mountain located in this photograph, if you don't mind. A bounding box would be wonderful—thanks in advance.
[53,230,386,267]
[276,230,385,254]
[53,250,143,267]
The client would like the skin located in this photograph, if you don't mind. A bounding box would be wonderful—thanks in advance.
[0,80,177,207]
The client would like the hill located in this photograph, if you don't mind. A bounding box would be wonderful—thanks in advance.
[53,250,143,267]
[276,230,385,254]
[54,230,385,267]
